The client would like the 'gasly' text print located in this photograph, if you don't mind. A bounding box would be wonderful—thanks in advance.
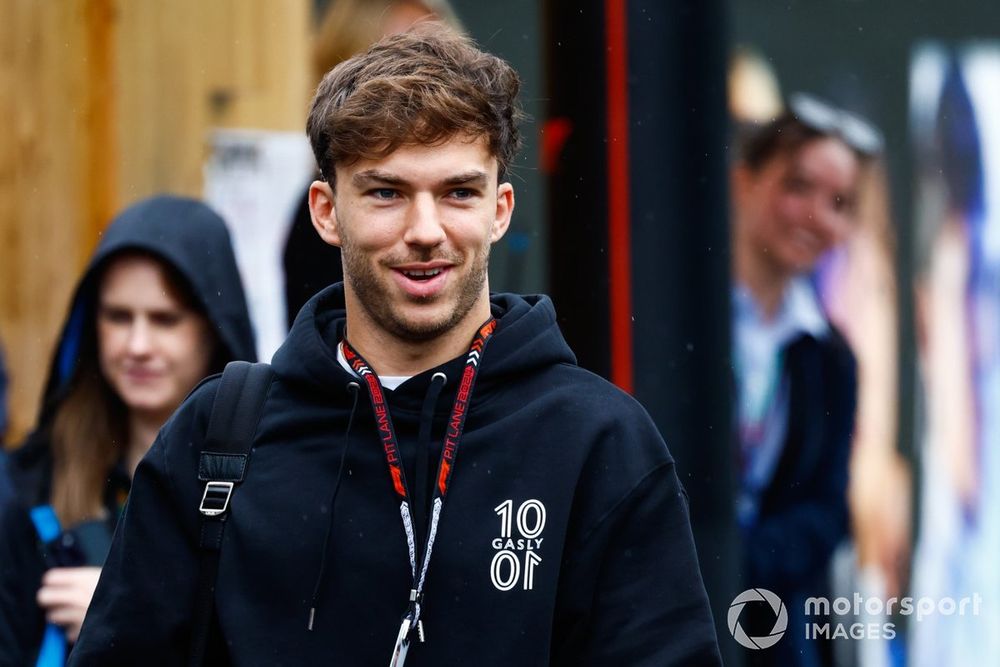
[490,499,546,591]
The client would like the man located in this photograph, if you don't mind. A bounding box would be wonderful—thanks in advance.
[70,25,720,665]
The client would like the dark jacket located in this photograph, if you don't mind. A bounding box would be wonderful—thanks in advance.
[0,195,256,666]
[742,330,857,667]
[282,187,343,329]
[70,285,721,666]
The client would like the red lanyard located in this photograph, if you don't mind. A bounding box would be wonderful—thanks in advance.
[341,318,497,666]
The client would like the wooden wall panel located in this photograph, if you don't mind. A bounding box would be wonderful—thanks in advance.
[1,0,311,444]
[0,0,98,445]
[115,0,311,202]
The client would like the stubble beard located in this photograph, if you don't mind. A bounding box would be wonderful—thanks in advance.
[340,235,491,343]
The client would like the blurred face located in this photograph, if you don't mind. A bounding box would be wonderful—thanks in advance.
[736,136,862,277]
[97,255,215,422]
[311,135,513,343]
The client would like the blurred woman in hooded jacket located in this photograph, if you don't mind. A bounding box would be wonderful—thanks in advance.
[0,195,255,665]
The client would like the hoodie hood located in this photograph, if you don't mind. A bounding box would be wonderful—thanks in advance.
[271,283,576,404]
[38,195,256,422]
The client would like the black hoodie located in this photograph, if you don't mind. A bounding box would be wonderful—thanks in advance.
[70,284,721,666]
[0,195,256,665]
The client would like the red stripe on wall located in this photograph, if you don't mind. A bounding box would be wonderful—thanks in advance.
[605,0,633,393]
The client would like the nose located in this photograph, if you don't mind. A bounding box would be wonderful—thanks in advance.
[126,318,153,357]
[402,193,446,248]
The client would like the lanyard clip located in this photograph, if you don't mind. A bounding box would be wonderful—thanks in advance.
[406,589,425,642]
[406,588,426,644]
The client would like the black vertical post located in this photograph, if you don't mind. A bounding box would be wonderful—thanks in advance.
[626,2,739,663]
[546,0,739,662]
[544,0,612,380]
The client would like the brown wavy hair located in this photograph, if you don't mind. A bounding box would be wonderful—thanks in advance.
[306,22,523,186]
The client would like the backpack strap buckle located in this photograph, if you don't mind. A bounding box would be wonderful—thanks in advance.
[199,481,235,517]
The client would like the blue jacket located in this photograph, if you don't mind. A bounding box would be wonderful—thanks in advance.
[742,330,857,667]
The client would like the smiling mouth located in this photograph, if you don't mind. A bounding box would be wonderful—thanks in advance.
[391,264,453,299]
[790,229,821,251]
[124,370,163,382]
[400,268,444,281]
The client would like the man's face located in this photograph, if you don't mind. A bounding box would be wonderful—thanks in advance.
[737,136,861,276]
[314,135,513,343]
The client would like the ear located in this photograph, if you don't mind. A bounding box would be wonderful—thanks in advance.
[491,181,515,243]
[309,180,342,247]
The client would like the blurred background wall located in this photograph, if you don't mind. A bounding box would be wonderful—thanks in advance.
[0,0,311,443]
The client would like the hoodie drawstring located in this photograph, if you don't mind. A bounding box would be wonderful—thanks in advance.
[308,381,360,630]
[412,372,447,559]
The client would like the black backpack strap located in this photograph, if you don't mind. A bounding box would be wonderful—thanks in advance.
[189,361,274,667]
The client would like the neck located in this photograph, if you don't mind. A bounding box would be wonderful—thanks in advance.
[344,297,492,378]
[733,225,791,320]
[126,411,167,477]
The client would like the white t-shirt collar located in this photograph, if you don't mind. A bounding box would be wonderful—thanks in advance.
[336,341,411,391]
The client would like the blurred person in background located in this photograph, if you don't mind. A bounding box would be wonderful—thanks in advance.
[283,0,462,327]
[730,95,883,667]
[0,196,255,665]
[730,52,911,667]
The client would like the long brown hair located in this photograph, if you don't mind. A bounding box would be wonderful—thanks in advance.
[48,252,220,526]
[49,352,127,526]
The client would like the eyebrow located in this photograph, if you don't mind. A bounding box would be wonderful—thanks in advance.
[352,169,489,189]
[440,171,489,187]
[352,170,407,187]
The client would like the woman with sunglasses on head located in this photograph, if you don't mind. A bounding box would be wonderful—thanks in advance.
[730,95,883,667]
[0,196,256,665]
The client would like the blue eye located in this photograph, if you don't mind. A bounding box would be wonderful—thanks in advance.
[450,189,476,200]
[371,189,398,200]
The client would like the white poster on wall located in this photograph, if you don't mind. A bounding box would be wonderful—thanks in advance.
[204,129,316,362]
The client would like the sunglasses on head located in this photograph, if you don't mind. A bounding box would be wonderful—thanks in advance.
[788,92,884,157]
